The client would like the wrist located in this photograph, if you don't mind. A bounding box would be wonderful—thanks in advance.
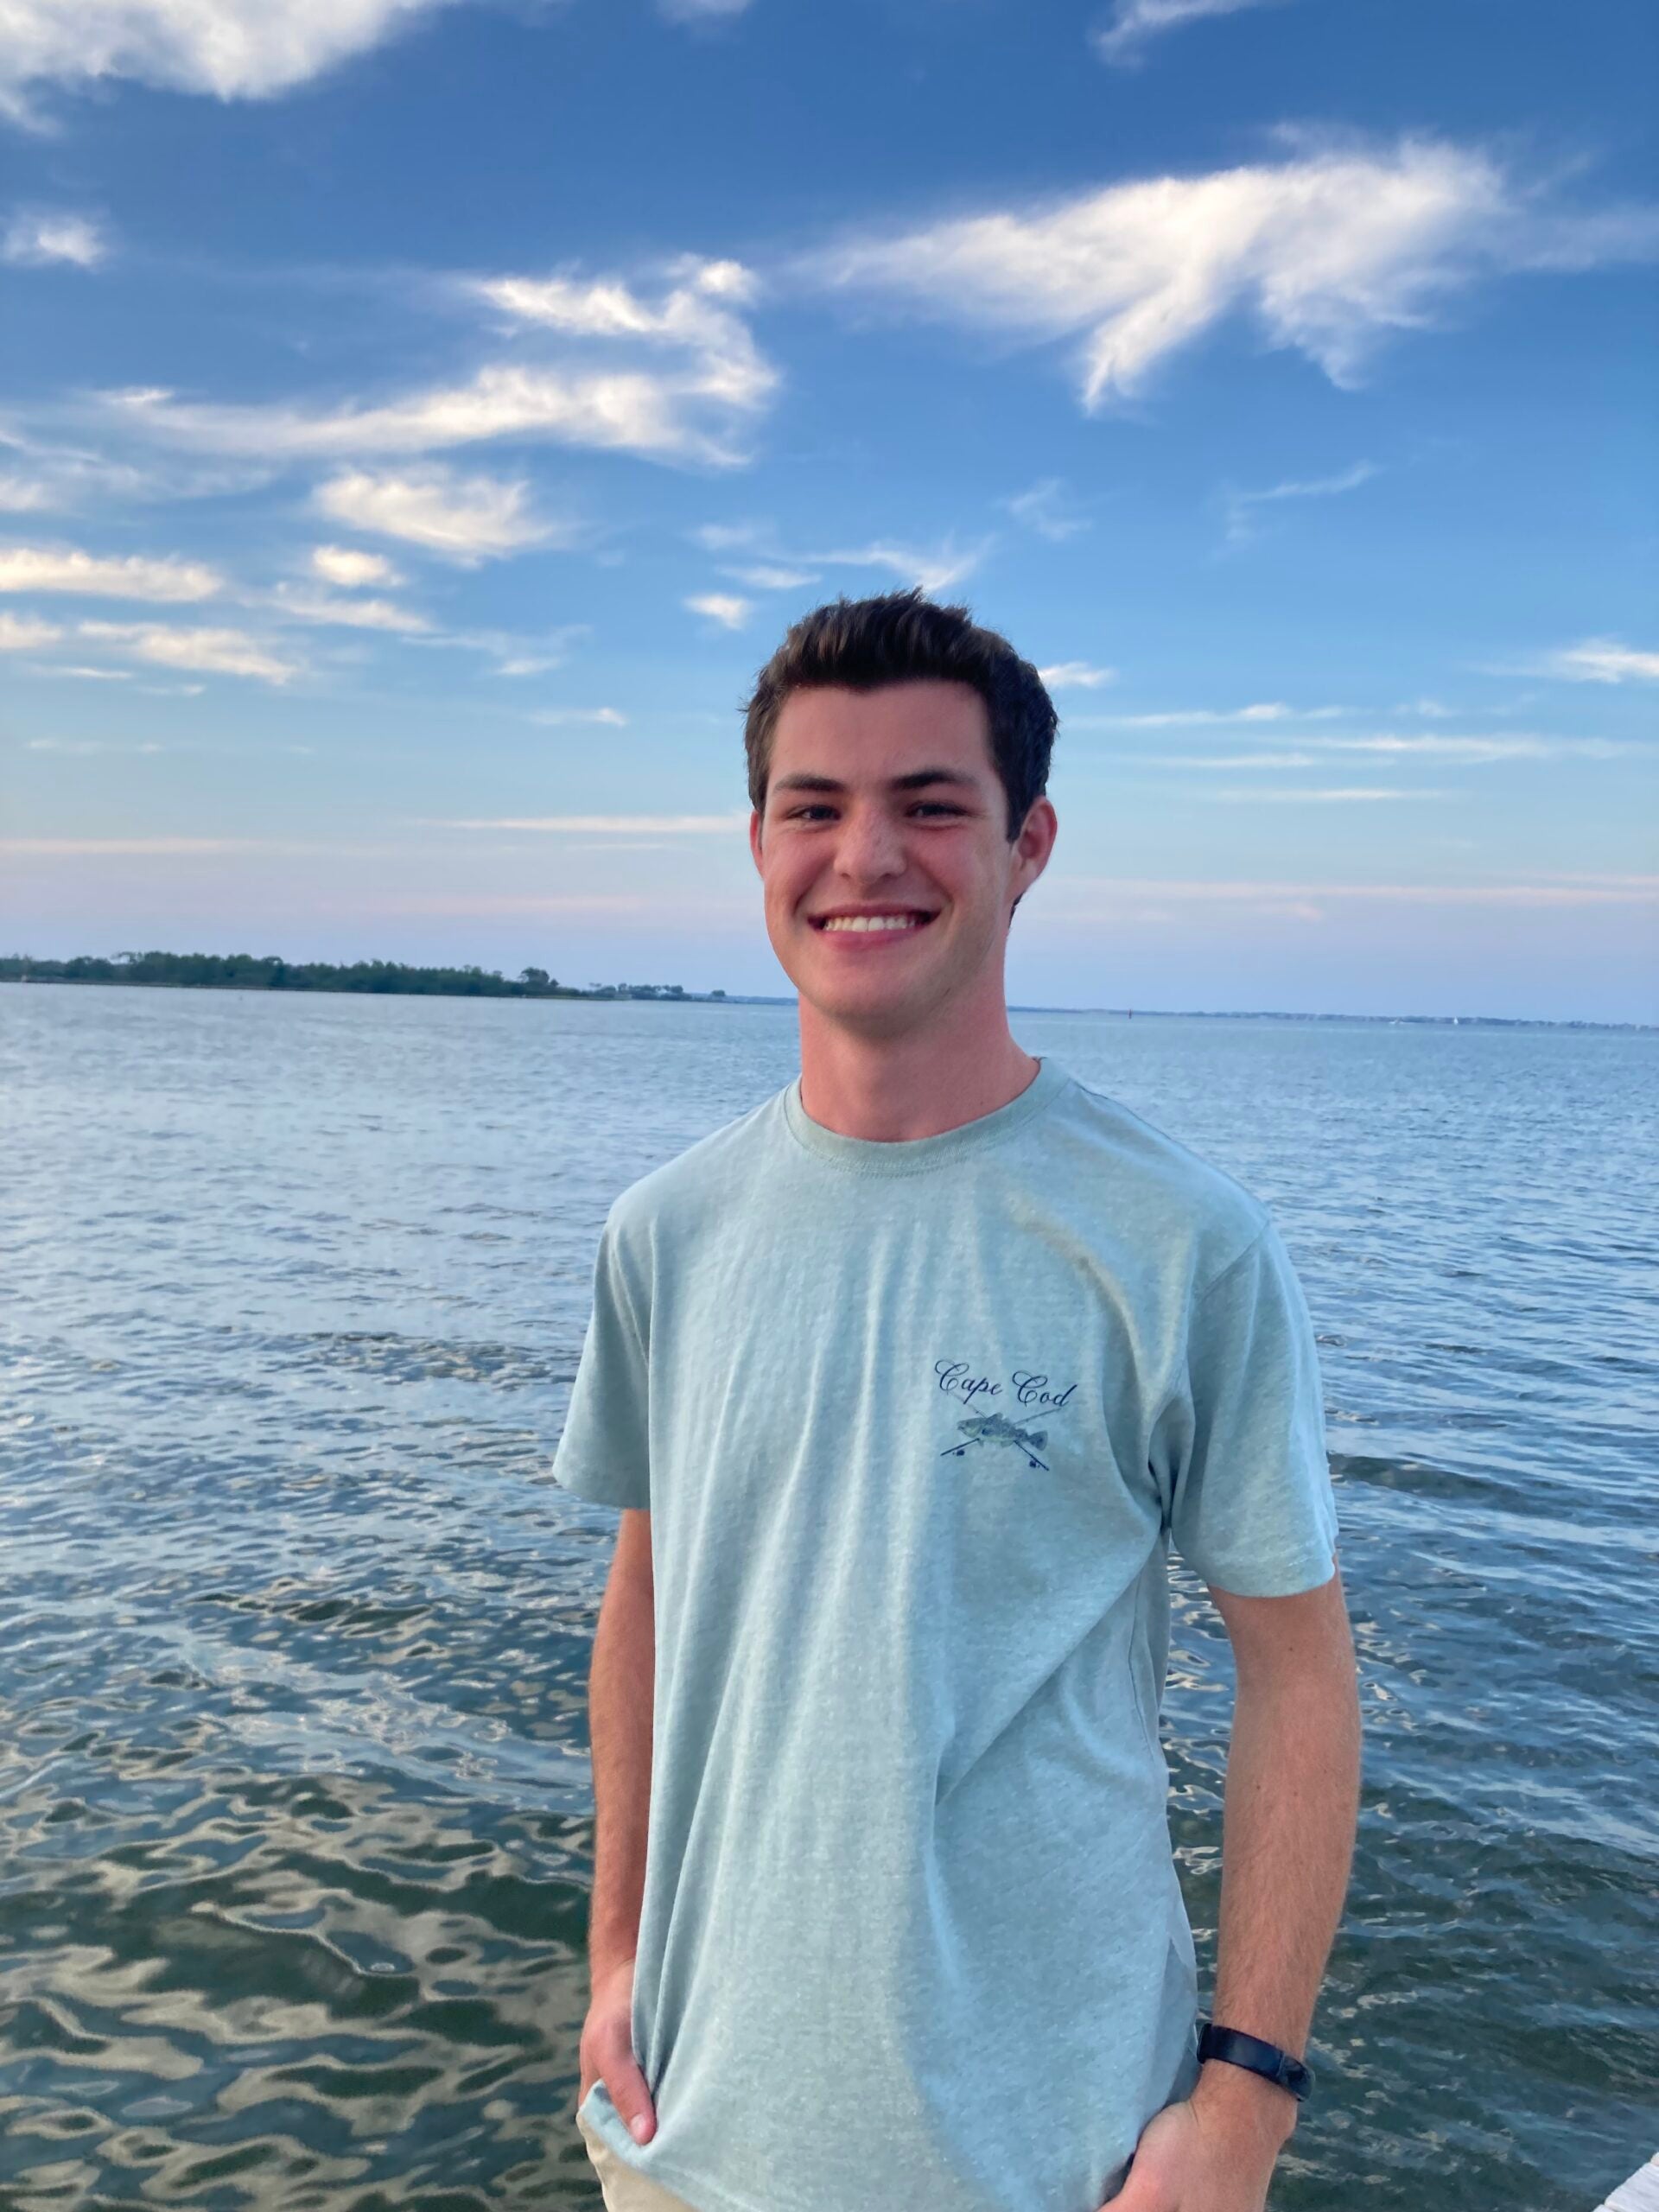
[1191,2056,1300,2148]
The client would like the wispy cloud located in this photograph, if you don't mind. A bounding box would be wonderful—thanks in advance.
[1536,638,1659,683]
[423,811,749,833]
[0,0,457,120]
[267,586,429,633]
[0,473,54,512]
[685,591,752,629]
[1004,477,1091,541]
[1093,0,1281,67]
[530,707,629,726]
[1129,733,1643,767]
[1196,785,1447,803]
[1048,874,1659,910]
[0,543,221,599]
[105,256,776,470]
[79,620,297,683]
[657,0,756,21]
[804,139,1659,403]
[314,466,563,563]
[0,837,257,855]
[0,609,61,648]
[693,521,986,594]
[812,537,989,593]
[723,563,820,590]
[1222,458,1379,544]
[3,208,105,266]
[1039,661,1116,689]
[310,543,401,588]
[1071,701,1346,726]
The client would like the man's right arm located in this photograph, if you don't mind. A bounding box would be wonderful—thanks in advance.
[586,1504,655,1998]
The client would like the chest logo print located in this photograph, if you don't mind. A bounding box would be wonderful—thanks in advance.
[942,1409,1052,1471]
[934,1360,1078,1474]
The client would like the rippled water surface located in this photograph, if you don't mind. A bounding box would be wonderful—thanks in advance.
[3,984,1656,2211]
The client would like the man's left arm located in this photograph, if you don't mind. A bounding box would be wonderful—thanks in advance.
[1110,1567,1362,2211]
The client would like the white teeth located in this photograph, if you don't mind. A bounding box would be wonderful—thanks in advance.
[820,913,923,932]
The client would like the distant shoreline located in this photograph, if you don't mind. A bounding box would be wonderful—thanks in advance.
[2,954,1650,1032]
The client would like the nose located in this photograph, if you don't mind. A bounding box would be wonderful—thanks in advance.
[832,799,907,886]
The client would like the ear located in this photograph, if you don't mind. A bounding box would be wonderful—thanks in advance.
[748,806,765,876]
[1009,795,1058,905]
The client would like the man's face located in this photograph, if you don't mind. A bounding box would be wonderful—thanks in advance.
[748,679,1056,1038]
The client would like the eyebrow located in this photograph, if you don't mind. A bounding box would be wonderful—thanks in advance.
[770,767,981,797]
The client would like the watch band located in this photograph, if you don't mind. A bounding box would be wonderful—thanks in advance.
[1196,2017,1313,2103]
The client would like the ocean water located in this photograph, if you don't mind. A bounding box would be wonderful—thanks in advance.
[2,982,1655,2212]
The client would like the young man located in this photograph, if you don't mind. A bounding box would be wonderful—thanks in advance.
[554,591,1361,2212]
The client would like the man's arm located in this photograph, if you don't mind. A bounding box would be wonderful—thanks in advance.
[1190,1567,1361,2152]
[580,1507,659,2140]
[587,1506,656,1994]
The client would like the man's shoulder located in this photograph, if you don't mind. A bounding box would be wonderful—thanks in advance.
[603,1084,786,1249]
[1038,1070,1271,1289]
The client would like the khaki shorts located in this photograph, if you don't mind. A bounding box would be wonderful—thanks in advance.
[575,2106,701,2212]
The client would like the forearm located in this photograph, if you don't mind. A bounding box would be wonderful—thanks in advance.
[1193,1663,1361,2141]
[587,1566,656,1991]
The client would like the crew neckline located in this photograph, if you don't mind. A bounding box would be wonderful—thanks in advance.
[782,1055,1071,1176]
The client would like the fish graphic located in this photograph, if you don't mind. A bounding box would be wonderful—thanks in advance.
[941,1411,1050,1471]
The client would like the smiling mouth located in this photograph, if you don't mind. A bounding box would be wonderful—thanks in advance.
[809,911,938,933]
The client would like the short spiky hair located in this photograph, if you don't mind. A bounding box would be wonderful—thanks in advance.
[742,588,1058,839]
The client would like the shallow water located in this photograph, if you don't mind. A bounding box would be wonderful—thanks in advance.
[3,984,1655,2210]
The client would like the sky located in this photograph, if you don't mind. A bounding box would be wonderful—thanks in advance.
[1,0,1655,1024]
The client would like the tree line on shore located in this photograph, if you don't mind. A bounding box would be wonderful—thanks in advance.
[0,951,724,1001]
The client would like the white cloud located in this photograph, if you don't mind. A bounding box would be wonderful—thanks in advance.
[406,619,584,672]
[425,811,748,833]
[314,465,560,563]
[0,474,54,512]
[530,707,629,726]
[269,586,429,632]
[1004,477,1090,540]
[1223,459,1379,543]
[0,543,221,599]
[1198,785,1446,803]
[3,210,105,267]
[804,139,1659,404]
[0,429,268,513]
[809,537,988,593]
[1039,661,1116,690]
[111,257,776,470]
[0,610,61,647]
[0,0,454,118]
[1538,638,1659,684]
[79,620,297,683]
[693,522,983,593]
[657,0,754,20]
[693,521,767,552]
[310,543,400,588]
[1072,701,1344,726]
[685,592,751,629]
[23,661,130,678]
[1047,873,1659,912]
[1094,0,1279,66]
[724,563,820,589]
[1128,734,1639,767]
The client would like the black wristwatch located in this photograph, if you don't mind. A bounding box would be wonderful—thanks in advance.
[1196,2017,1313,2103]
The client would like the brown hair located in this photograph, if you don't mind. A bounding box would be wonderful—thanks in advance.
[742,588,1058,840]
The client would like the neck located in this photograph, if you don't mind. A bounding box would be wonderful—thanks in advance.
[796,993,1040,1142]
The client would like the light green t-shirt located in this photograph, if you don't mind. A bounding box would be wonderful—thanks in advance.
[555,1055,1338,2212]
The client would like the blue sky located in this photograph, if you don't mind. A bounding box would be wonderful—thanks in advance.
[1,0,1655,1022]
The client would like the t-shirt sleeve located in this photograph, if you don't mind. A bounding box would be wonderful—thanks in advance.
[1149,1217,1338,1597]
[550,1211,652,1510]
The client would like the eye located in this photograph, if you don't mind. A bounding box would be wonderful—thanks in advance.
[784,804,835,822]
[909,803,966,817]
